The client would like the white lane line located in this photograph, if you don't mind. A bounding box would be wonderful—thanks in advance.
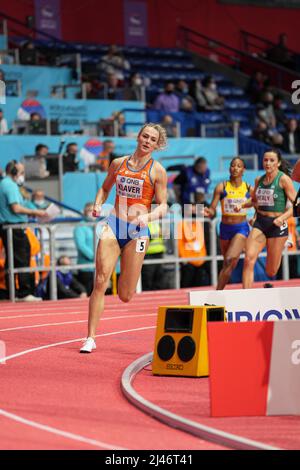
[0,409,126,450]
[0,325,155,450]
[0,294,186,313]
[0,313,156,332]
[1,325,155,363]
[0,309,131,320]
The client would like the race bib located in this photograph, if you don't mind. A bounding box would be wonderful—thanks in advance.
[224,198,246,214]
[136,239,147,253]
[256,188,275,207]
[116,175,144,199]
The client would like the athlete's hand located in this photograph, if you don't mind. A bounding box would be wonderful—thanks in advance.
[204,207,214,218]
[273,216,285,227]
[234,204,242,213]
[92,203,101,218]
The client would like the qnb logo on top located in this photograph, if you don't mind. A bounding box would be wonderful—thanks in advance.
[0,341,6,365]
[291,340,300,365]
[116,175,144,199]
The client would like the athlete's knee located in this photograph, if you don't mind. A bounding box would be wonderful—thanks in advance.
[118,289,134,303]
[224,256,238,270]
[266,266,278,278]
[94,271,110,291]
[243,254,256,269]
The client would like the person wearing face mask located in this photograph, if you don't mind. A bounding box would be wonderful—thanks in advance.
[154,81,180,113]
[123,72,144,101]
[202,76,224,110]
[32,189,49,210]
[74,202,95,296]
[0,161,47,301]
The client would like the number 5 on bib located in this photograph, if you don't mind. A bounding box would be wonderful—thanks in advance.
[136,239,146,253]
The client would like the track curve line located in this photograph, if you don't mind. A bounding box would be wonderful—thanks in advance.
[0,326,155,449]
[121,352,281,451]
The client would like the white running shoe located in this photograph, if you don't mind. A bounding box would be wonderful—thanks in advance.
[80,337,96,353]
[16,295,43,302]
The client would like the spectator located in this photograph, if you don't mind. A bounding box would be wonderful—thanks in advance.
[100,112,126,137]
[0,109,8,135]
[74,203,95,296]
[202,76,224,110]
[141,220,166,291]
[63,143,79,172]
[44,256,87,300]
[282,119,300,154]
[274,95,287,126]
[256,91,276,127]
[123,72,144,101]
[19,41,39,66]
[252,119,272,145]
[0,161,47,301]
[252,118,283,147]
[31,189,49,210]
[246,71,269,103]
[173,157,211,205]
[154,82,180,113]
[175,80,189,100]
[177,204,209,287]
[189,79,209,111]
[95,140,118,171]
[0,69,5,81]
[180,96,195,113]
[106,72,123,100]
[30,112,42,121]
[82,81,100,100]
[34,143,50,178]
[161,114,178,138]
[266,33,294,69]
[100,45,130,81]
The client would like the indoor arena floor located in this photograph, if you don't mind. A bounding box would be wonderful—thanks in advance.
[0,280,300,450]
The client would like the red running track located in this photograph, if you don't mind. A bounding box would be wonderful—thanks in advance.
[0,281,299,450]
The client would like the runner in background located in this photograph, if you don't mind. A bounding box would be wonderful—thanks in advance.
[204,157,252,290]
[241,149,296,288]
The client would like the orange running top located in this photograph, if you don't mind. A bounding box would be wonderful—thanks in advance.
[114,156,155,210]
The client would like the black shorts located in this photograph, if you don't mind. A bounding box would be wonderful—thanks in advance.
[253,214,288,239]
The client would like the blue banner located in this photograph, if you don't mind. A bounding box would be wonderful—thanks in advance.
[0,65,71,98]
[1,97,145,133]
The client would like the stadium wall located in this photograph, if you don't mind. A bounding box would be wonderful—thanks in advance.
[3,1,298,51]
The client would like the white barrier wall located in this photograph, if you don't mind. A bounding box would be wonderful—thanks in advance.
[189,287,300,322]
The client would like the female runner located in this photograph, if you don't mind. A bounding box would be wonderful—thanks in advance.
[204,157,252,290]
[241,149,296,288]
[80,123,168,352]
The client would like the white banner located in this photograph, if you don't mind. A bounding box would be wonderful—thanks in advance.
[189,287,300,322]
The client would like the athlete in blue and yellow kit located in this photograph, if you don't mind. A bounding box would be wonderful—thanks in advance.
[81,123,168,352]
[204,157,252,290]
[240,149,296,289]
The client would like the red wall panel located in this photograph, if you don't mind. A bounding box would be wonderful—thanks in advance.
[0,0,299,51]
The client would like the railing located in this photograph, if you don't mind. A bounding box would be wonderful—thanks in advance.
[240,30,300,71]
[178,25,300,92]
[2,217,296,302]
